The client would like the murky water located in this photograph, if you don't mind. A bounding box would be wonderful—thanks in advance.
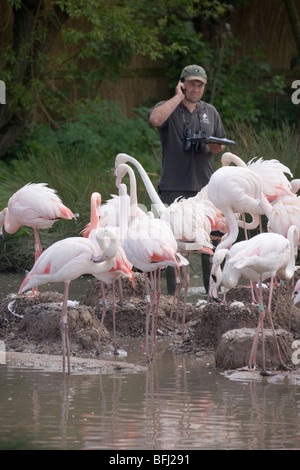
[1,343,300,450]
[1,269,300,450]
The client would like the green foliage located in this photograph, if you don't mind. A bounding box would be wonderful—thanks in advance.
[1,99,161,270]
[209,43,289,127]
[228,120,300,178]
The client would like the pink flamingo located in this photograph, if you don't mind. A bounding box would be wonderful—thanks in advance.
[115,162,191,334]
[114,153,215,247]
[18,226,120,374]
[81,192,135,355]
[118,179,188,362]
[210,225,298,375]
[0,183,76,292]
[114,154,214,327]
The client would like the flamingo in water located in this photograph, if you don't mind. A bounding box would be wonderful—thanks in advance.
[81,192,135,355]
[18,226,121,375]
[0,183,76,293]
[210,225,299,375]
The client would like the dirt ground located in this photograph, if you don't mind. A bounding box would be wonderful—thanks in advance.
[1,270,300,374]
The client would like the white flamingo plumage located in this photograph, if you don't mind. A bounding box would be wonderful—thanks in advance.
[81,192,135,354]
[115,162,191,337]
[210,225,298,374]
[260,195,300,244]
[18,227,120,374]
[118,175,188,361]
[0,183,76,261]
[222,152,294,203]
[207,164,266,251]
[115,153,216,249]
[114,153,215,322]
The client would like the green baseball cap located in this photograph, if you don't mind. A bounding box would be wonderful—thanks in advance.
[180,64,207,84]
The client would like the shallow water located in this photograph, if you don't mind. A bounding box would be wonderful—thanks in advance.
[1,342,300,450]
[1,269,300,450]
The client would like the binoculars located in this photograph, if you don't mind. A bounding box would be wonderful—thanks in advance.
[184,129,205,152]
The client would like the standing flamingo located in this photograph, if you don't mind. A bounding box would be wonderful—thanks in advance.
[115,163,191,339]
[118,179,188,362]
[81,192,135,355]
[0,183,76,294]
[18,227,120,374]
[210,225,298,375]
[114,153,214,319]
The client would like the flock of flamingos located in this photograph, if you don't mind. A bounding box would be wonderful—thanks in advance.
[1,151,300,376]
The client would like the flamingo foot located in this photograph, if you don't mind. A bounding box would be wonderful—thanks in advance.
[260,369,276,377]
[277,361,292,371]
[248,360,257,371]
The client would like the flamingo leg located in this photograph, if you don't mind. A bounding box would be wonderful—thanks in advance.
[117,277,124,307]
[96,282,107,355]
[248,278,272,376]
[60,282,71,375]
[153,268,161,348]
[31,228,43,295]
[170,267,182,320]
[248,304,265,372]
[181,264,189,340]
[34,227,43,262]
[266,278,291,370]
[149,271,157,360]
[112,281,119,355]
[144,272,152,364]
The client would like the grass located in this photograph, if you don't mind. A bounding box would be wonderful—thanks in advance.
[0,118,298,271]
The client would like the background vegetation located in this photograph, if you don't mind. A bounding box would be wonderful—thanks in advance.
[0,0,300,270]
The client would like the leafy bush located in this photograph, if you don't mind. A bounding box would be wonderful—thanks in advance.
[0,99,162,270]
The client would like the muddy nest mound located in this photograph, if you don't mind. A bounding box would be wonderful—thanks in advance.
[0,272,300,370]
[0,274,192,358]
[0,291,111,356]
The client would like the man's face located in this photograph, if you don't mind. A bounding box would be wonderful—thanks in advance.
[183,80,205,103]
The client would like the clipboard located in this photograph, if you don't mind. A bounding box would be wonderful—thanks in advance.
[185,135,236,146]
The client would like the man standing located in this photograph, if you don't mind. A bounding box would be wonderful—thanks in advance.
[148,64,226,295]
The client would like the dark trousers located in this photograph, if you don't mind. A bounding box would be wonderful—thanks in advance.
[159,189,212,295]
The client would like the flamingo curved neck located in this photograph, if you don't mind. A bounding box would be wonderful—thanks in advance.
[221,152,247,167]
[115,153,166,216]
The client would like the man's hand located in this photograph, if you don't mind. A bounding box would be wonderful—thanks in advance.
[175,80,186,101]
[208,143,225,154]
